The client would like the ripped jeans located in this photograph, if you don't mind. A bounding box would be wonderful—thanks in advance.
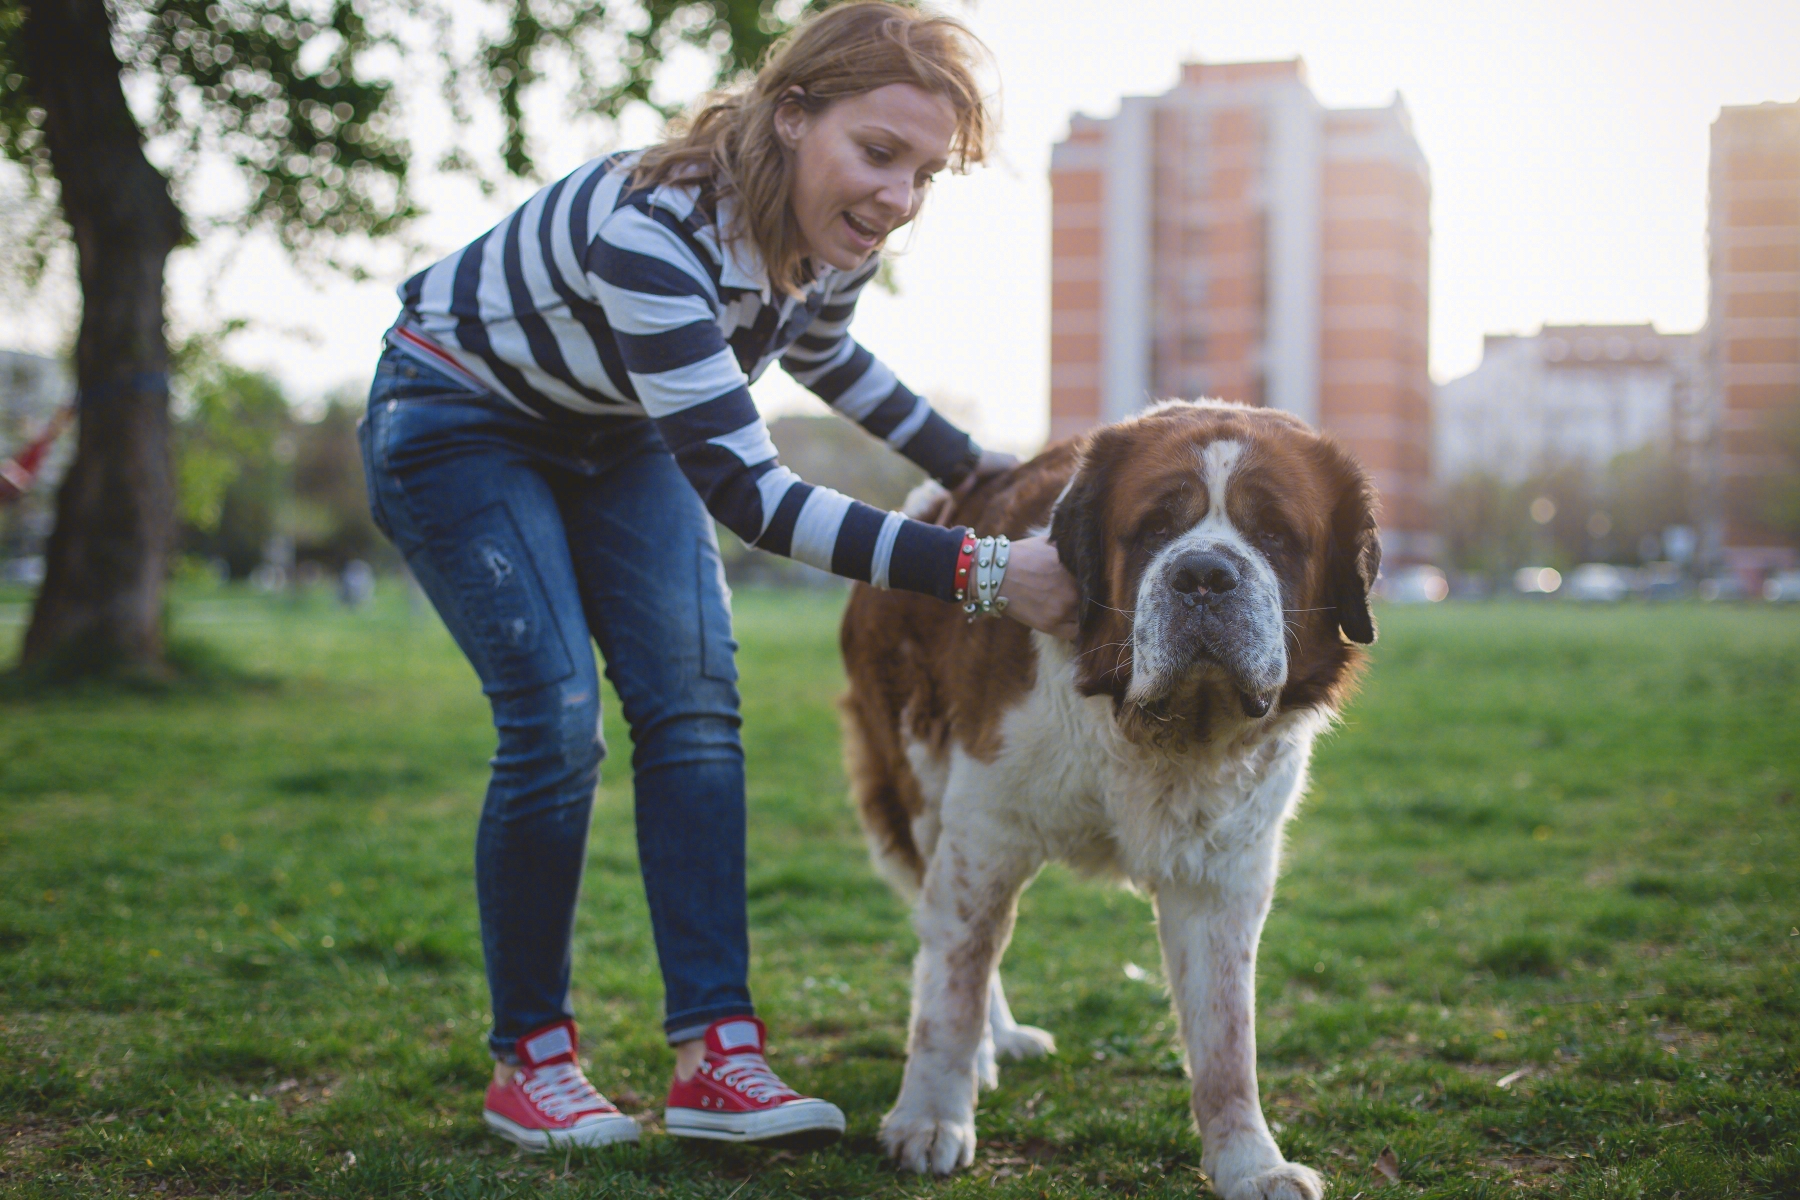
[359,346,753,1057]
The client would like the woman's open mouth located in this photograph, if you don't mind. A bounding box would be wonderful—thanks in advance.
[843,211,883,246]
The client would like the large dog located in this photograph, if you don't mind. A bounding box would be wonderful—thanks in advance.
[838,400,1381,1200]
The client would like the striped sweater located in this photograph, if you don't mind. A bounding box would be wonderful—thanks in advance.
[390,150,972,599]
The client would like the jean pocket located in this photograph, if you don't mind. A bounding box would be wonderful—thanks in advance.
[445,501,577,696]
[696,539,738,684]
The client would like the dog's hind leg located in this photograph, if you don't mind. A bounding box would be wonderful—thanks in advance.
[988,971,1057,1063]
[974,969,1057,1091]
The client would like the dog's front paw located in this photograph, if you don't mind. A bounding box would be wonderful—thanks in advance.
[992,1021,1056,1061]
[880,1107,977,1175]
[1221,1162,1324,1200]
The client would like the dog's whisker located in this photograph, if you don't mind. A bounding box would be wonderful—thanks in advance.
[1076,639,1132,662]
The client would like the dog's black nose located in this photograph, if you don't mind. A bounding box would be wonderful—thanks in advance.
[1170,550,1239,597]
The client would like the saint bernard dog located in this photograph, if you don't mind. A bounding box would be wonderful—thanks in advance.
[838,400,1381,1200]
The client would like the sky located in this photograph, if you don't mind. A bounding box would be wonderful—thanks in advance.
[3,0,1797,450]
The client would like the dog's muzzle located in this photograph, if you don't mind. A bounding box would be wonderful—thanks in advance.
[1136,540,1287,716]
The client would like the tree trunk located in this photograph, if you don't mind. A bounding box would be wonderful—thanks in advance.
[18,0,185,673]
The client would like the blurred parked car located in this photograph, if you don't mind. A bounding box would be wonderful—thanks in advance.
[1378,565,1449,603]
[1699,575,1747,602]
[1,556,44,585]
[1763,570,1800,603]
[1638,562,1688,601]
[1566,563,1630,603]
[1448,572,1493,600]
[1513,566,1562,596]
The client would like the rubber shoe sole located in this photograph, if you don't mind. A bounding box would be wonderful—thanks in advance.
[483,1108,641,1152]
[664,1098,846,1150]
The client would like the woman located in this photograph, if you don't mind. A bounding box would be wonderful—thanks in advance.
[359,1,1078,1154]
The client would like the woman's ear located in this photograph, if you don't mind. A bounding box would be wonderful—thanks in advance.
[773,87,812,150]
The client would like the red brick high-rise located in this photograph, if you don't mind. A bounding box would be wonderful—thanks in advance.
[1049,60,1434,560]
[1706,99,1800,585]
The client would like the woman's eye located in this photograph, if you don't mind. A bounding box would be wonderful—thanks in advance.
[865,144,891,164]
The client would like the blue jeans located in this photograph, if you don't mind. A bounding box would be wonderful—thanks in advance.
[358,346,753,1057]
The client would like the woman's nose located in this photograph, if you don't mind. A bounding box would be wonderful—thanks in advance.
[873,173,914,220]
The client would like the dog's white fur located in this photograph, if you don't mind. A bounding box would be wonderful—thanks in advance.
[874,454,1326,1199]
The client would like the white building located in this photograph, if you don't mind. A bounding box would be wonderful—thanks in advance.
[1433,324,1704,483]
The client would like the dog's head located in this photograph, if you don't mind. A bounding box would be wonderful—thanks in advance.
[1050,400,1380,744]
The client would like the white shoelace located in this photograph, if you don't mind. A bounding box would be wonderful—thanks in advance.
[711,1053,799,1103]
[521,1062,607,1120]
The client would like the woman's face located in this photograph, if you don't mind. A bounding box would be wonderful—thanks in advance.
[776,83,957,273]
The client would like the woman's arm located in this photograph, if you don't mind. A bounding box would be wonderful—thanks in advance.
[778,262,1078,638]
[587,204,965,600]
[779,256,983,487]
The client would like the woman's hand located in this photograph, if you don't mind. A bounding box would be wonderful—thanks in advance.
[996,536,1079,641]
[951,449,1018,501]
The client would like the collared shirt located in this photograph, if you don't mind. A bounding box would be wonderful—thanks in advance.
[389,151,970,598]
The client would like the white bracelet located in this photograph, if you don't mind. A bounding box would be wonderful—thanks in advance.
[963,534,1010,618]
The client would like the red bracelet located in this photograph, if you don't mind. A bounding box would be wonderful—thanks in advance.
[952,531,977,603]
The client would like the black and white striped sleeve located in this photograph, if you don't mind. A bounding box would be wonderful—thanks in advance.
[587,204,964,599]
[779,256,977,483]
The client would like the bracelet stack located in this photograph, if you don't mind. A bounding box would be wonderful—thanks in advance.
[953,534,1009,619]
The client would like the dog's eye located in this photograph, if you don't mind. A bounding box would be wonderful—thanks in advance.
[1140,515,1172,543]
[1259,529,1287,551]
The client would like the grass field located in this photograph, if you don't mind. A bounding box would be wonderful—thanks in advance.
[1,585,1796,1199]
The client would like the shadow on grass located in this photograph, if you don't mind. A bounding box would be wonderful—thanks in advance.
[0,632,279,702]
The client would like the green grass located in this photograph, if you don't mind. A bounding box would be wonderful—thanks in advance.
[2,587,1797,1198]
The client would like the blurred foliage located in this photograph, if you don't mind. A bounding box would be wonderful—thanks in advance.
[460,0,831,182]
[175,361,290,538]
[0,0,413,278]
[1437,445,1695,575]
[0,0,832,279]
[288,394,388,569]
[173,355,387,578]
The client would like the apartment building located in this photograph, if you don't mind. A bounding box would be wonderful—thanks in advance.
[1707,99,1800,584]
[1435,324,1703,483]
[1049,59,1434,560]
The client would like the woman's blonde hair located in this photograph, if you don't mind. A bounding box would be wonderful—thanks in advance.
[632,2,993,296]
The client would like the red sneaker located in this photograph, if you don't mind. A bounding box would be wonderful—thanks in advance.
[482,1020,640,1151]
[664,1017,845,1148]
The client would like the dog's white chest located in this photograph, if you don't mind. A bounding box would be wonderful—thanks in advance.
[935,639,1322,888]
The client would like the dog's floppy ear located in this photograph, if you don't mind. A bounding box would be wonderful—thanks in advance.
[1050,447,1109,629]
[1050,433,1133,699]
[1322,441,1381,645]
